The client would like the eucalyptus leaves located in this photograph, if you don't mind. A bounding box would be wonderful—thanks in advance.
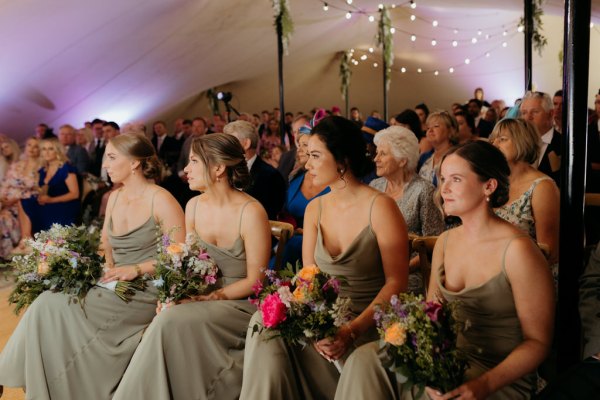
[273,0,294,55]
[520,0,548,56]
[377,6,394,91]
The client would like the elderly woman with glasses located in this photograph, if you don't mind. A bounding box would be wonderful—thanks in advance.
[371,126,445,293]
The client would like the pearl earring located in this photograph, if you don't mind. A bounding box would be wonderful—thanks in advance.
[486,196,490,202]
[132,169,136,175]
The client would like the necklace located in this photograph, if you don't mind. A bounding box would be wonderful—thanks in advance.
[121,185,149,204]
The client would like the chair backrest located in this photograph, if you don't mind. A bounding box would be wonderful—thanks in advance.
[269,221,294,270]
[411,236,439,296]
[585,193,600,207]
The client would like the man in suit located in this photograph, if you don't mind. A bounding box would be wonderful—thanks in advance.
[224,120,285,220]
[278,114,309,180]
[467,98,494,138]
[58,124,90,175]
[520,91,562,185]
[151,121,181,171]
[88,119,106,177]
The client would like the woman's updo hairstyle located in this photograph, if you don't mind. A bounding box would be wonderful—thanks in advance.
[109,134,161,180]
[311,116,370,179]
[442,141,510,208]
[191,133,251,190]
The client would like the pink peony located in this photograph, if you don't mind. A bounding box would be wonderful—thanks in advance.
[425,301,443,322]
[260,293,288,328]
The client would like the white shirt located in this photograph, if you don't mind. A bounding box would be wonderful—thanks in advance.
[156,135,165,152]
[537,127,554,167]
[246,153,257,171]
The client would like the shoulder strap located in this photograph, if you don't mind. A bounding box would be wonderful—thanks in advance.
[368,193,384,226]
[501,234,529,273]
[110,188,123,216]
[150,189,160,214]
[238,200,255,235]
[317,196,323,225]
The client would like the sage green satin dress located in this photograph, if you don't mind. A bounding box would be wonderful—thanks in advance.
[240,195,385,400]
[335,233,536,400]
[0,190,160,400]
[113,200,257,400]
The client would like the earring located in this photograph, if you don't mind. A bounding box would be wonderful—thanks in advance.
[217,176,221,183]
[132,169,136,175]
[486,196,490,203]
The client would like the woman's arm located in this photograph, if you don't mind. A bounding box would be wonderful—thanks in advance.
[39,172,79,204]
[100,190,118,268]
[209,201,271,300]
[430,236,555,399]
[531,179,560,264]
[301,197,320,266]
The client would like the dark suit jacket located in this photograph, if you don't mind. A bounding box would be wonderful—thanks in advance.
[90,141,105,177]
[277,148,296,182]
[66,144,90,175]
[247,156,286,220]
[538,128,562,186]
[152,135,182,170]
[476,118,494,138]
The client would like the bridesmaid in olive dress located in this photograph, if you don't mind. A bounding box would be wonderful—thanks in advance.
[336,141,555,399]
[113,133,271,400]
[240,116,409,400]
[0,134,185,399]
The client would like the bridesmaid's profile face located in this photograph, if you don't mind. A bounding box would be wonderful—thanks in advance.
[184,151,208,191]
[305,135,338,187]
[103,142,133,183]
[439,154,488,216]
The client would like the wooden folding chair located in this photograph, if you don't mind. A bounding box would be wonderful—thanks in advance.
[411,236,439,297]
[269,221,294,270]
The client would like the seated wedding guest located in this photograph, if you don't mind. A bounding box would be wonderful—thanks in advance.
[35,123,56,139]
[58,124,90,175]
[414,103,430,137]
[491,119,560,272]
[0,138,21,171]
[240,116,409,400]
[113,133,271,400]
[454,110,478,144]
[350,106,363,127]
[360,116,388,184]
[151,120,180,171]
[278,123,330,266]
[224,120,286,220]
[259,118,283,157]
[278,114,310,179]
[394,109,432,154]
[336,141,555,400]
[468,98,494,138]
[370,126,445,292]
[265,144,285,169]
[418,111,458,187]
[0,133,185,399]
[31,138,80,231]
[0,138,41,257]
[76,127,94,154]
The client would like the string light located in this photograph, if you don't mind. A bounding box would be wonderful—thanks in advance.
[369,15,375,22]
[417,68,422,73]
[390,27,396,34]
[432,20,438,27]
[346,11,352,19]
[485,52,491,57]
[373,62,378,67]
[449,67,454,73]
[378,4,383,10]
[410,1,417,9]
[410,15,416,21]
[346,0,352,4]
[431,39,437,46]
[411,35,416,41]
[452,40,458,47]
[434,70,439,76]
[485,34,490,39]
[591,22,594,28]
[503,30,508,36]
[369,47,374,53]
[323,3,328,11]
[464,58,470,64]
[471,37,477,44]
[453,29,458,34]
[502,42,507,47]
[517,25,524,33]
[360,54,367,60]
[477,30,482,36]
[401,67,407,73]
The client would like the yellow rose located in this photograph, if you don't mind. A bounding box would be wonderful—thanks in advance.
[166,243,184,256]
[297,264,320,282]
[384,322,407,346]
[37,261,50,276]
[293,286,306,302]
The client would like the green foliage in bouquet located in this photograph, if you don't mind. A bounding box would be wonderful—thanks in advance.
[375,293,468,397]
[8,224,104,315]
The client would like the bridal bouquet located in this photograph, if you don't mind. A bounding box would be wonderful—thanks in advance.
[152,232,219,309]
[250,264,352,347]
[374,293,468,397]
[8,224,105,314]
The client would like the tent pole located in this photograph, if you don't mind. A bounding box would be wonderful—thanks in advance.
[557,0,591,373]
[276,15,286,141]
[524,0,533,91]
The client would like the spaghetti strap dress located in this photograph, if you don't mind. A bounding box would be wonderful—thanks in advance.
[335,233,536,400]
[0,189,161,399]
[113,199,258,400]
[240,194,386,400]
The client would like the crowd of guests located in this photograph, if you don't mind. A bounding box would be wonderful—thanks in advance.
[0,86,599,399]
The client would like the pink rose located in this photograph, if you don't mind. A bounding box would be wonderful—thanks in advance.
[425,301,442,322]
[260,293,288,328]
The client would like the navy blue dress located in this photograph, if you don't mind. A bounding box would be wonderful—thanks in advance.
[36,163,80,231]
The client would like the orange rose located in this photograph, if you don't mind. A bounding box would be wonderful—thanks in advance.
[297,264,320,282]
[166,243,184,256]
[384,322,407,346]
[293,286,306,302]
[37,261,50,276]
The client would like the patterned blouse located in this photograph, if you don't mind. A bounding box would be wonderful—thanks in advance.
[0,160,39,200]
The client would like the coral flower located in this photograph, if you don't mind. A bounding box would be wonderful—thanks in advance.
[260,293,288,328]
[37,261,50,276]
[297,264,320,282]
[384,322,407,346]
[166,243,184,256]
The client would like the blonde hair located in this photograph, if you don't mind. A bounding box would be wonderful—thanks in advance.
[489,118,540,164]
[426,111,459,144]
[40,137,68,166]
[109,134,161,179]
[374,126,420,172]
[1,138,21,163]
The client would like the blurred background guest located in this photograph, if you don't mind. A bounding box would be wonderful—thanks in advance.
[417,111,458,187]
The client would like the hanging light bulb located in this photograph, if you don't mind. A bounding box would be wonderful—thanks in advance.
[485,52,491,57]
[503,30,508,36]
[346,0,352,4]
[591,22,595,28]
[378,4,384,10]
[517,25,524,33]
[452,40,458,47]
[369,15,375,22]
[391,4,396,8]
[453,29,458,34]
[431,39,437,46]
[477,30,482,36]
[485,34,490,39]
[360,54,367,61]
[434,70,439,76]
[369,47,374,53]
[390,27,396,34]
[410,1,417,9]
[401,67,407,73]
[417,68,422,73]
[323,3,329,11]
[471,37,477,44]
[410,15,416,21]
[449,67,454,73]
[432,20,438,27]
[350,48,355,53]
[346,12,352,19]
[373,62,378,67]
[464,58,470,64]
[411,35,416,42]
[502,42,508,47]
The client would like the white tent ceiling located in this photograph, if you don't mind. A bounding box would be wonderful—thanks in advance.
[1,0,599,142]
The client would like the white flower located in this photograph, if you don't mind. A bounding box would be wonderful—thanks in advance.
[277,286,293,307]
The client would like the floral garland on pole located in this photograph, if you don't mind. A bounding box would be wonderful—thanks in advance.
[205,88,220,115]
[377,6,394,91]
[520,0,548,56]
[339,51,352,101]
[272,0,294,55]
